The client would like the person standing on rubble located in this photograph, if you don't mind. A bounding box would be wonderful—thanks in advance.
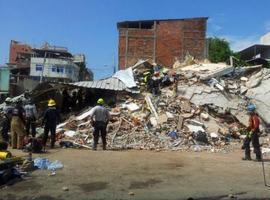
[71,91,77,111]
[3,97,14,114]
[1,97,14,144]
[11,99,26,149]
[150,71,161,95]
[242,104,262,161]
[24,99,38,137]
[1,109,12,143]
[89,98,110,150]
[61,89,71,113]
[42,99,61,149]
[77,89,83,110]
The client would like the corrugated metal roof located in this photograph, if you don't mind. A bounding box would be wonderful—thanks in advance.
[68,77,126,91]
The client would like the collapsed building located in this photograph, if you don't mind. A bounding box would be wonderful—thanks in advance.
[32,59,270,152]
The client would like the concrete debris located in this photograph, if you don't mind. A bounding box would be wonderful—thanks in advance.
[200,112,209,121]
[124,102,141,112]
[240,77,248,82]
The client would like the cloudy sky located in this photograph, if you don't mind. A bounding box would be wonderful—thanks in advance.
[0,0,269,79]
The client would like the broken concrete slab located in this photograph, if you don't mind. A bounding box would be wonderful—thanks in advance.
[125,103,141,112]
[246,76,262,88]
[179,63,234,81]
[186,124,205,133]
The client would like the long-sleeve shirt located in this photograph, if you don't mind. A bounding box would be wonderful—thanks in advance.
[3,104,13,115]
[89,105,110,123]
[248,113,260,132]
[42,107,61,127]
[12,105,25,123]
[24,104,38,119]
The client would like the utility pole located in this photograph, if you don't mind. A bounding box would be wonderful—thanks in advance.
[40,51,47,83]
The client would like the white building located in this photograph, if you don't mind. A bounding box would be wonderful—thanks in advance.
[30,57,80,82]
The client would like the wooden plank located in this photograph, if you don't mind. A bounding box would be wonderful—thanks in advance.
[177,115,184,131]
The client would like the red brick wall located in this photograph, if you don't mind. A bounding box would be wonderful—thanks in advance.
[118,29,155,69]
[118,18,207,69]
[9,40,32,68]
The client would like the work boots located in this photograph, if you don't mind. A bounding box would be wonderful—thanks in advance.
[242,154,251,161]
[92,143,97,151]
[255,154,262,162]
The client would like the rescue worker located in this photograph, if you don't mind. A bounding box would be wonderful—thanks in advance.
[24,99,38,137]
[42,99,61,149]
[71,91,77,111]
[149,71,161,95]
[23,90,31,106]
[61,89,71,113]
[77,89,83,110]
[161,70,171,86]
[3,97,14,114]
[89,98,110,150]
[11,99,26,149]
[242,104,262,161]
[1,110,12,143]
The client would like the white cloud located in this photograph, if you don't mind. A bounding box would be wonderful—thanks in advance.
[218,35,260,52]
[212,24,222,32]
[208,18,222,32]
[264,20,270,32]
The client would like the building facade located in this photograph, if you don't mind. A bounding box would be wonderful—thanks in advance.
[30,57,80,82]
[117,17,208,69]
[8,41,93,82]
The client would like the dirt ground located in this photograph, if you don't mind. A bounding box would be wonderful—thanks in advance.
[1,147,270,200]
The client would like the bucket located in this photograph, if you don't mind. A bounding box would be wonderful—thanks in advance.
[0,151,12,159]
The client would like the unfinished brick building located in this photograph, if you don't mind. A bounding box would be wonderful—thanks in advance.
[117,17,208,69]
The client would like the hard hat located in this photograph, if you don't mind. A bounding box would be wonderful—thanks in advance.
[247,104,256,112]
[48,99,56,107]
[97,98,104,105]
[5,97,12,102]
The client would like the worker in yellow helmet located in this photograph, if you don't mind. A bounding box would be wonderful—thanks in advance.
[42,99,60,149]
[89,98,110,150]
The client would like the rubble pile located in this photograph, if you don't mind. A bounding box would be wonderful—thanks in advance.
[54,61,270,152]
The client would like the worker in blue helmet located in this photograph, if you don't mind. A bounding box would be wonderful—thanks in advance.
[242,103,262,161]
[89,98,110,150]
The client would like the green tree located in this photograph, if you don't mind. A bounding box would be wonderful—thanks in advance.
[208,37,232,63]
